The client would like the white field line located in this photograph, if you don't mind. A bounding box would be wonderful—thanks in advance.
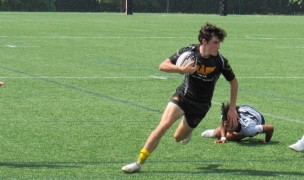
[0,76,172,79]
[1,35,304,40]
[212,101,303,124]
[261,112,304,124]
[237,77,304,79]
[5,45,16,48]
[0,75,302,124]
[0,76,303,79]
[5,44,39,48]
[149,76,168,80]
[244,35,304,40]
[0,36,192,39]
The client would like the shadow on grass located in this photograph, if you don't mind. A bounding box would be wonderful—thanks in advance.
[141,158,304,177]
[0,162,80,169]
[236,139,280,146]
[196,164,304,177]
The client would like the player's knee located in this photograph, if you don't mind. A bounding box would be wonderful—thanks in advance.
[174,132,184,142]
[174,134,180,142]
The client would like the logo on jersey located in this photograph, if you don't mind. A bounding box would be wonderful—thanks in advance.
[196,64,216,76]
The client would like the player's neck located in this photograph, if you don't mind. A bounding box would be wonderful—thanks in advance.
[199,44,210,58]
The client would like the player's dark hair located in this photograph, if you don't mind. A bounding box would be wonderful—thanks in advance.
[221,103,239,121]
[198,23,227,43]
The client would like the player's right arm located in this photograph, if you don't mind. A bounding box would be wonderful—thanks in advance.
[261,125,274,143]
[159,59,196,74]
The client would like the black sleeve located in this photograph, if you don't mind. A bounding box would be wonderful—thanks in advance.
[168,45,196,65]
[220,55,235,81]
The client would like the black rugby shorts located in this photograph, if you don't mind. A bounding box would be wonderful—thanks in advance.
[170,92,211,128]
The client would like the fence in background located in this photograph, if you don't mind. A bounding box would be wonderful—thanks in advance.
[0,0,303,15]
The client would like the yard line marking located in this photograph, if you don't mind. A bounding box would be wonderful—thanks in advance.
[0,66,163,113]
[150,75,168,80]
[0,76,175,79]
[1,35,304,40]
[261,112,304,124]
[0,66,302,124]
[237,76,304,79]
[4,45,39,48]
[0,35,192,39]
[6,45,16,48]
[239,88,304,104]
[244,35,304,40]
[0,76,303,79]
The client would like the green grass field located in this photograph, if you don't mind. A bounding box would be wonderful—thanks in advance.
[0,12,303,179]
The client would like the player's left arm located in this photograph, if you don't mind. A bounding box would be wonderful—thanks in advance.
[220,56,239,129]
[227,78,239,129]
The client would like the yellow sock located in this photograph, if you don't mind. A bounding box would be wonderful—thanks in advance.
[136,148,150,165]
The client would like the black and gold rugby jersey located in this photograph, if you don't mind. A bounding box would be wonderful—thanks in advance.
[169,44,235,102]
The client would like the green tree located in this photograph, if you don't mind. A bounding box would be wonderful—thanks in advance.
[290,0,304,8]
[55,0,100,12]
[289,0,303,13]
[0,0,55,11]
[290,0,303,5]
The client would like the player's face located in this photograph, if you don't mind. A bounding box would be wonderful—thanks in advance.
[205,37,221,56]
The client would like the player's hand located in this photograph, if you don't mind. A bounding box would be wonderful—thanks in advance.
[214,140,227,144]
[227,107,239,132]
[181,61,196,74]
[0,81,4,87]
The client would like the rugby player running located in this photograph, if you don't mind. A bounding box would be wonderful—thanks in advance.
[122,23,239,173]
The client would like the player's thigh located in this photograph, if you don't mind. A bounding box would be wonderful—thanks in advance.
[157,102,184,130]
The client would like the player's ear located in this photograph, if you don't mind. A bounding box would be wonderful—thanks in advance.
[201,38,207,45]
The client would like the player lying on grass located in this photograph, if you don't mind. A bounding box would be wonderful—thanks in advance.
[201,103,274,143]
[121,23,239,173]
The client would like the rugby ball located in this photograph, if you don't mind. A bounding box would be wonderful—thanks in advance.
[176,51,197,67]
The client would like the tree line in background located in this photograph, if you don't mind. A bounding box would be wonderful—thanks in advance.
[0,0,303,14]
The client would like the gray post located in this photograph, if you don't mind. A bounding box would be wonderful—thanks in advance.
[167,0,169,13]
[126,0,133,15]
